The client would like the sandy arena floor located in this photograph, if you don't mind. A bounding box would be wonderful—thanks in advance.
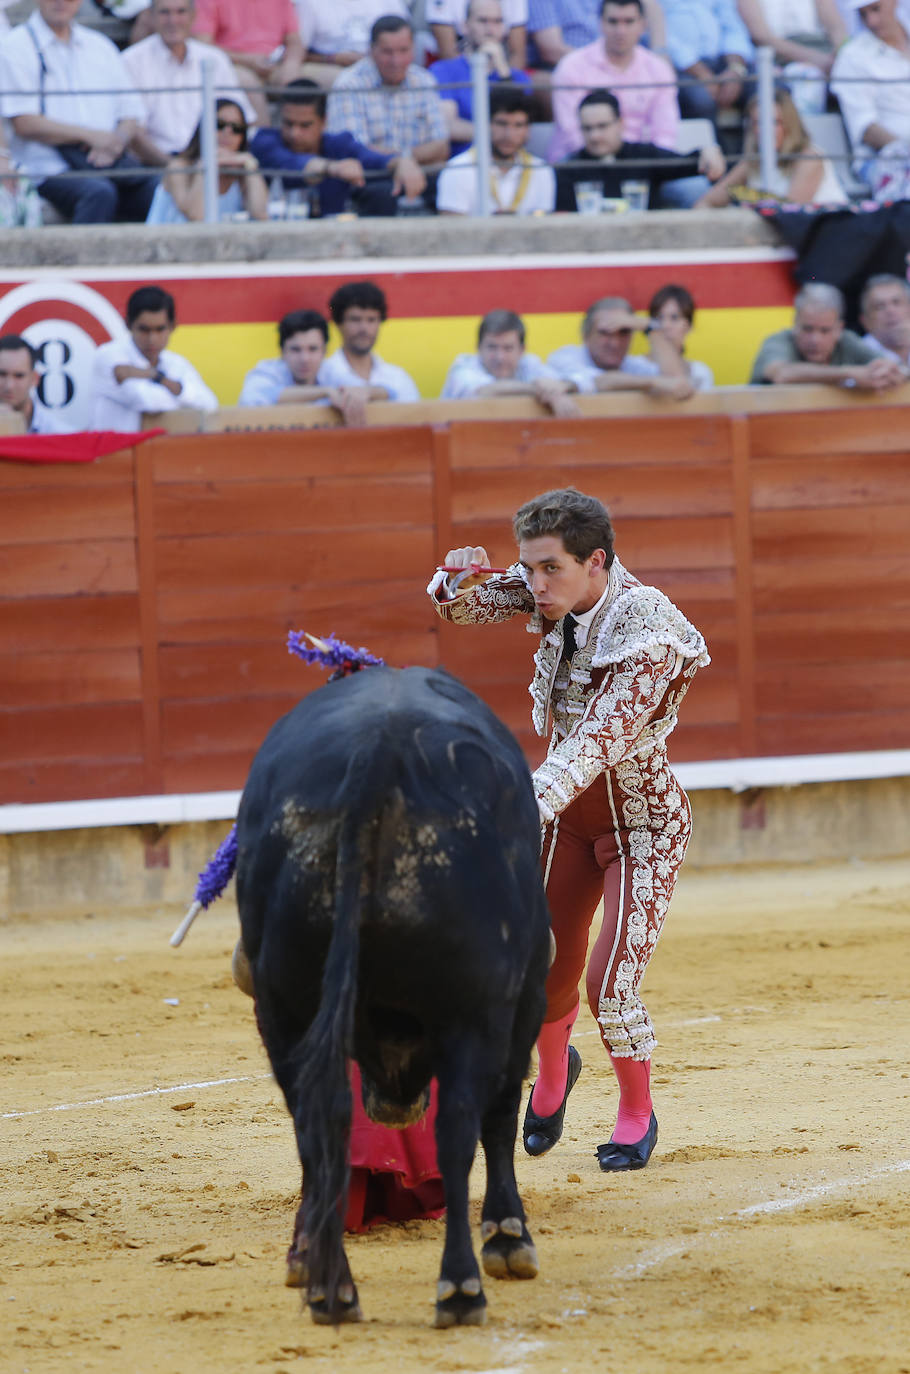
[2,857,909,1374]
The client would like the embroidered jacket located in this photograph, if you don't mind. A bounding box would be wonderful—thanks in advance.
[428,558,710,822]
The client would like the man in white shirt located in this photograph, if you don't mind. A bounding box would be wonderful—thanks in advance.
[239,307,383,423]
[0,334,56,434]
[859,273,910,366]
[91,285,218,432]
[296,0,410,86]
[548,296,694,398]
[437,87,555,215]
[320,281,420,403]
[123,0,254,161]
[428,0,529,68]
[0,0,158,223]
[442,309,579,414]
[831,0,910,193]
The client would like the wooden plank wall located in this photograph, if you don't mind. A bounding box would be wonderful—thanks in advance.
[1,406,909,806]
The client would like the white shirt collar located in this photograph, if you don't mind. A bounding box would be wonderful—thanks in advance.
[30,9,85,48]
[569,574,615,646]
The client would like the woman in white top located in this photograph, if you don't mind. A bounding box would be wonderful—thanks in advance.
[697,88,846,207]
[147,100,268,224]
[647,285,714,390]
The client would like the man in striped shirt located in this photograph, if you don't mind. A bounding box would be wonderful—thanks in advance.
[326,15,449,176]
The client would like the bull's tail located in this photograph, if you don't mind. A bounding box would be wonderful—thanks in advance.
[293,811,362,1315]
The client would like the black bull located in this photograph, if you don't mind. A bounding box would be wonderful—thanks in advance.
[236,665,552,1327]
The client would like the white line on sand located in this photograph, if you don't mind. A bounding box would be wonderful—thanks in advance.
[3,1072,272,1120]
[610,1158,910,1278]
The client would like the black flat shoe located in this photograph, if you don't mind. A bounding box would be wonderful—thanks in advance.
[523,1045,582,1157]
[596,1112,658,1172]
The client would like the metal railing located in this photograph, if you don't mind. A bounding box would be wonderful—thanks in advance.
[0,47,899,224]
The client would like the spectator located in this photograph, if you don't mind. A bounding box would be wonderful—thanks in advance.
[697,88,846,204]
[91,285,218,431]
[662,0,753,125]
[326,16,450,176]
[0,0,158,224]
[122,0,254,162]
[146,99,268,221]
[238,307,385,421]
[830,0,910,201]
[240,309,331,404]
[296,0,411,87]
[429,0,529,68]
[0,335,55,433]
[859,273,910,366]
[737,0,847,116]
[437,87,556,214]
[749,282,907,389]
[321,281,421,406]
[550,0,679,163]
[647,284,714,387]
[251,79,424,216]
[192,0,303,125]
[441,308,580,414]
[430,0,533,156]
[527,0,667,69]
[548,295,695,397]
[555,88,725,208]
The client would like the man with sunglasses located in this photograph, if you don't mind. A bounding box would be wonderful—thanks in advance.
[547,295,694,399]
[0,0,158,223]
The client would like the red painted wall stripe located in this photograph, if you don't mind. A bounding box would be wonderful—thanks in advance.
[0,259,795,328]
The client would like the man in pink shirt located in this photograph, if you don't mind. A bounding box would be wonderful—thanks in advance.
[550,0,678,162]
[193,0,304,122]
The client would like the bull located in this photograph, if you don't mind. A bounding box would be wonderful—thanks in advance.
[235,664,551,1327]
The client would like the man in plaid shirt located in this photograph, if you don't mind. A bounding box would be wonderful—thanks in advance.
[326,15,450,174]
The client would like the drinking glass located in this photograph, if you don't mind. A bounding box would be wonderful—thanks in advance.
[574,181,602,215]
[621,179,649,211]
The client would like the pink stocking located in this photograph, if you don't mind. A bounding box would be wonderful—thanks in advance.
[530,1000,579,1116]
[609,1055,652,1143]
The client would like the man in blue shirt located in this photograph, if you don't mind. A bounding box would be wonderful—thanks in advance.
[250,78,426,216]
[662,0,753,125]
[430,0,532,156]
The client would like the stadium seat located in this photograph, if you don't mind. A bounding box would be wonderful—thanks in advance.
[526,121,555,160]
[676,118,716,154]
[803,112,870,199]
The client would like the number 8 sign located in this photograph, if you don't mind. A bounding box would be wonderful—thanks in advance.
[0,280,127,433]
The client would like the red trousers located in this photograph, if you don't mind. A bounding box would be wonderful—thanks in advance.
[540,752,692,1059]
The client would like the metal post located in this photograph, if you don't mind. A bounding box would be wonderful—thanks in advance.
[470,50,493,219]
[200,57,219,225]
[756,45,775,194]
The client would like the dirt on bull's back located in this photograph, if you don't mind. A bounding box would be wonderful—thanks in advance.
[2,858,909,1374]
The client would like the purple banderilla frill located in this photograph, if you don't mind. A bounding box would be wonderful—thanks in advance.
[169,631,384,946]
[287,629,384,678]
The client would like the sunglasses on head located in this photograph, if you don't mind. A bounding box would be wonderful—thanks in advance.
[217,119,245,134]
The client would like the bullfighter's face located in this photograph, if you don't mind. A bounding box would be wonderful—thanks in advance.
[518,534,609,620]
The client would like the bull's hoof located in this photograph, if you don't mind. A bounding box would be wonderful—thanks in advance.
[308,1284,363,1325]
[433,1277,487,1328]
[231,939,254,997]
[284,1248,308,1288]
[480,1218,539,1280]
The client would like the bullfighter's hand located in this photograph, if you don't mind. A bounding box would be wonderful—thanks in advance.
[443,546,492,591]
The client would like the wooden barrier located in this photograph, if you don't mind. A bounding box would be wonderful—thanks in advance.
[2,402,909,805]
[142,383,910,434]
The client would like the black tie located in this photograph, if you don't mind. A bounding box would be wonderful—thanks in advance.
[561,614,578,662]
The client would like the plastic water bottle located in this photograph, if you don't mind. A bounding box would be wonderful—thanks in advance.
[286,188,310,219]
[267,177,286,221]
